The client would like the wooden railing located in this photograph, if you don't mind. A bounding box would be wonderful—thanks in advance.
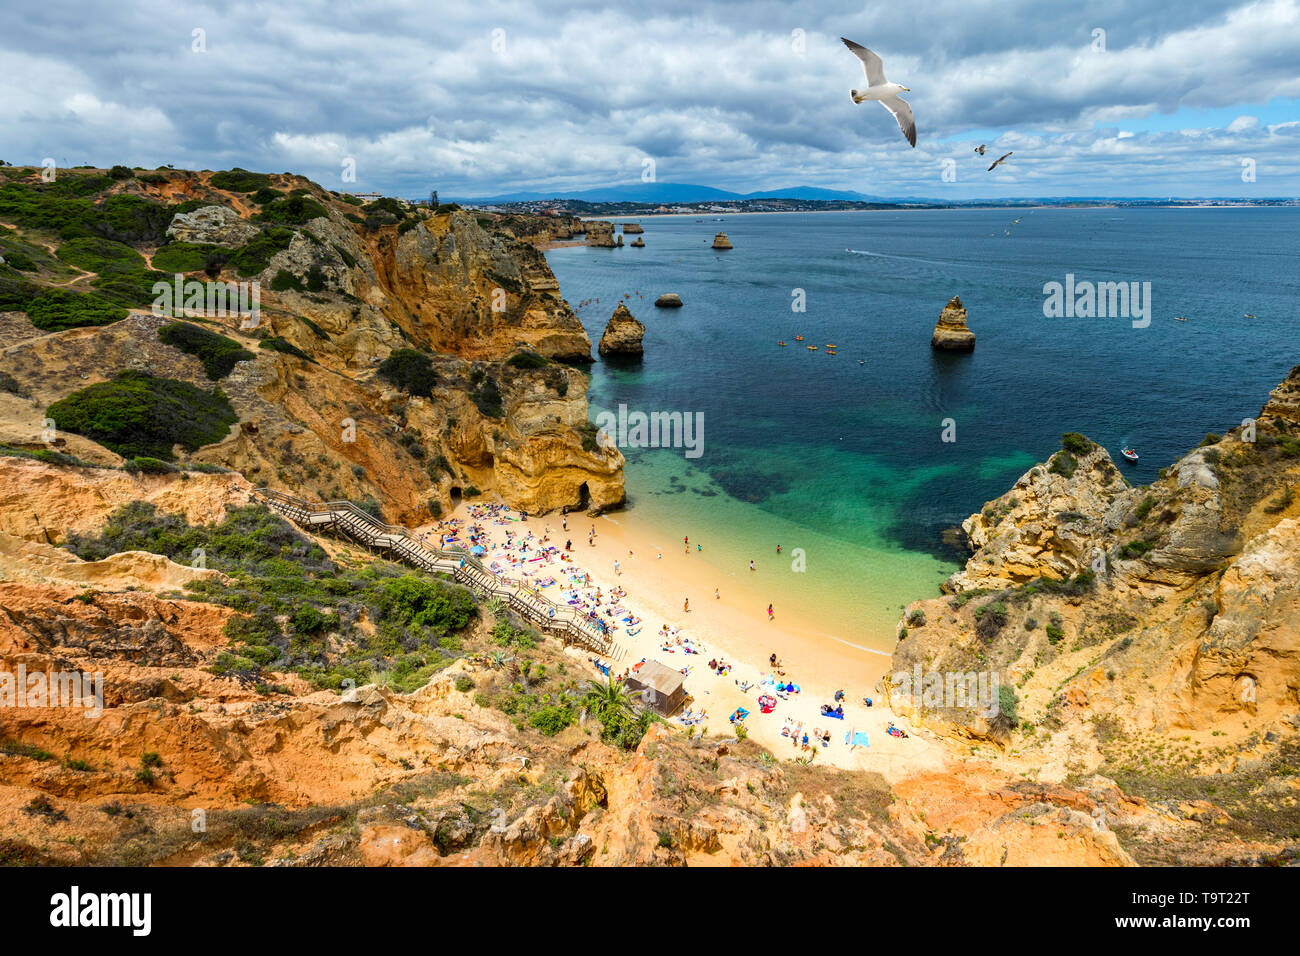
[252,488,618,657]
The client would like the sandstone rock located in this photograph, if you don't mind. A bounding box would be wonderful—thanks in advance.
[620,223,644,234]
[165,205,260,246]
[654,293,683,308]
[931,295,975,351]
[585,221,617,247]
[712,232,733,250]
[630,237,644,247]
[598,303,645,357]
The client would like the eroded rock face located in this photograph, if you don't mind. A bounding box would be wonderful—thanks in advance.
[598,303,645,357]
[165,205,260,246]
[931,295,975,351]
[654,293,683,308]
[620,223,644,234]
[712,232,732,250]
[585,221,617,247]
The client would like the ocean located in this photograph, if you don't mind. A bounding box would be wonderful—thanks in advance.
[545,207,1300,650]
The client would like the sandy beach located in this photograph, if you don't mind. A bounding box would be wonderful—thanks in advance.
[424,500,947,777]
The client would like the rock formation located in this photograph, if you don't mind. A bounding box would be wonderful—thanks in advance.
[712,232,733,250]
[598,303,645,357]
[930,295,975,351]
[165,205,260,246]
[629,237,645,247]
[621,223,644,234]
[585,220,617,247]
[654,293,684,308]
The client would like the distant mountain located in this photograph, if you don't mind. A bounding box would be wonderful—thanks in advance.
[450,182,876,204]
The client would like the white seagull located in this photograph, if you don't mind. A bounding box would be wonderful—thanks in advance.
[842,38,916,147]
[974,144,987,155]
[988,151,1013,171]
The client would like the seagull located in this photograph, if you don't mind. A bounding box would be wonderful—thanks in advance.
[988,151,1013,171]
[842,38,916,147]
[974,144,987,155]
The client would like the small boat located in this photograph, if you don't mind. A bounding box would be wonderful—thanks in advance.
[807,345,818,351]
[1121,447,1139,463]
[777,341,786,347]
[794,335,804,341]
[1173,316,1187,322]
[825,344,837,349]
[858,360,865,365]
[1244,313,1257,318]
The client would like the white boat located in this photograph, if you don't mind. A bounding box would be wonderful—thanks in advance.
[1121,447,1139,462]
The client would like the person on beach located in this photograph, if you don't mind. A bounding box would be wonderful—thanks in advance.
[749,560,755,572]
[767,603,774,621]
[715,588,720,600]
[684,598,690,612]
[562,516,567,531]
[614,560,621,575]
[776,544,781,555]
[770,653,778,667]
[565,539,572,551]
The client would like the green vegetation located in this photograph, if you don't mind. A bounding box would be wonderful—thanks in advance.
[1060,432,1092,456]
[1119,539,1156,559]
[974,599,1009,642]
[65,502,479,690]
[47,370,237,460]
[227,227,296,277]
[250,187,285,205]
[270,268,302,292]
[126,456,178,475]
[1048,450,1078,478]
[24,289,127,331]
[210,168,273,193]
[1199,433,1222,447]
[152,241,226,273]
[259,336,312,361]
[377,348,437,395]
[506,351,549,369]
[55,236,146,274]
[255,194,328,225]
[157,322,254,379]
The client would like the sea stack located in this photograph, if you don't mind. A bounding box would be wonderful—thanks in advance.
[712,232,733,250]
[629,237,645,247]
[654,293,683,308]
[621,223,644,234]
[930,295,976,352]
[598,302,645,357]
[585,220,617,247]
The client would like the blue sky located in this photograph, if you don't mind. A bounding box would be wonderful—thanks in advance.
[3,0,1298,199]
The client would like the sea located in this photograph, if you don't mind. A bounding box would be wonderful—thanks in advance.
[545,207,1300,651]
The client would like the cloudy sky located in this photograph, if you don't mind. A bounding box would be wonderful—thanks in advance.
[4,0,1298,199]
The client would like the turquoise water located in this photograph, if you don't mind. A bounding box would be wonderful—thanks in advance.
[546,208,1300,646]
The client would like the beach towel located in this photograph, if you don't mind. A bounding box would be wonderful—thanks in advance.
[846,730,870,748]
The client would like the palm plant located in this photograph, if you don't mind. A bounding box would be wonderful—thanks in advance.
[581,676,642,722]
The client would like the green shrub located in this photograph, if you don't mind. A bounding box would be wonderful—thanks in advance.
[527,704,575,736]
[259,336,312,361]
[1134,495,1155,521]
[210,168,273,193]
[454,675,474,693]
[55,236,146,274]
[376,574,476,636]
[1061,433,1092,455]
[1119,539,1156,559]
[378,348,437,395]
[91,268,170,307]
[250,187,285,205]
[1048,451,1077,478]
[25,290,127,330]
[152,242,225,274]
[256,194,328,225]
[506,351,548,369]
[974,599,1009,642]
[228,228,295,277]
[1199,433,1222,447]
[107,165,134,180]
[129,456,177,475]
[158,321,254,379]
[47,370,237,460]
[270,268,303,292]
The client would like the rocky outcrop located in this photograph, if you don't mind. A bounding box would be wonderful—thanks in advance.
[630,237,644,247]
[585,221,617,247]
[931,295,975,351]
[654,293,683,308]
[621,223,644,234]
[164,205,260,246]
[712,232,733,250]
[598,303,645,357]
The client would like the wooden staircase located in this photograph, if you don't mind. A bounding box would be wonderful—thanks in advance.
[252,488,622,659]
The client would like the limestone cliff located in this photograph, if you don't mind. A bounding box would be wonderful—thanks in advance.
[887,367,1300,861]
[0,165,624,519]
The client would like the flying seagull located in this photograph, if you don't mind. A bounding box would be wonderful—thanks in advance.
[987,151,1013,171]
[974,144,987,155]
[842,37,916,147]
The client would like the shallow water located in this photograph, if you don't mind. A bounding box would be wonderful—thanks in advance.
[546,207,1300,649]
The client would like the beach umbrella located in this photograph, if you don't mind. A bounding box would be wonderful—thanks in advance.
[470,545,486,555]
